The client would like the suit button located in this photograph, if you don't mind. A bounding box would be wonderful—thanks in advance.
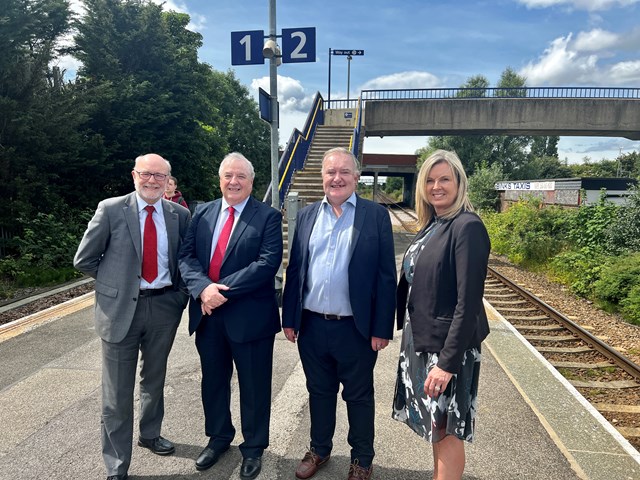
[133,298,137,302]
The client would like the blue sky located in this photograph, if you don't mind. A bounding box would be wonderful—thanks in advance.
[63,0,640,164]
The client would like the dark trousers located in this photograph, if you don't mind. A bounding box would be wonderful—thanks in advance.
[297,311,378,467]
[195,314,275,458]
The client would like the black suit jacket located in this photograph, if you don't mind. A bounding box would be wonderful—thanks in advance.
[178,196,283,342]
[396,211,490,374]
[282,195,396,341]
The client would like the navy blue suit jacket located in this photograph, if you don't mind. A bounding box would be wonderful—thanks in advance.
[178,196,283,342]
[282,195,396,341]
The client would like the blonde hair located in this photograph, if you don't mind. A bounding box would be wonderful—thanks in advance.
[413,149,473,231]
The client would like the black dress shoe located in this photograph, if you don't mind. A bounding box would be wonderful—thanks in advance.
[137,435,175,455]
[195,445,229,471]
[106,475,128,480]
[240,457,262,479]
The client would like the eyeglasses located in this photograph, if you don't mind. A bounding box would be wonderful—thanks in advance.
[135,170,168,181]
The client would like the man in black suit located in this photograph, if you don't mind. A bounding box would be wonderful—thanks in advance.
[282,147,396,480]
[178,152,283,480]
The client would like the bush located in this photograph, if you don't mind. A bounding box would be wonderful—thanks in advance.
[592,253,640,309]
[550,248,611,297]
[620,285,640,326]
[0,210,91,286]
[482,198,571,266]
[607,185,640,254]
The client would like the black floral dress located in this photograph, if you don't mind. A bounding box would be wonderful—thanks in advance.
[392,219,481,443]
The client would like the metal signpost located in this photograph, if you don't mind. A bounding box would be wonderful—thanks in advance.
[328,49,364,104]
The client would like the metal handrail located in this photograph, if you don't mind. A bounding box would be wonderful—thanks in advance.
[359,86,640,101]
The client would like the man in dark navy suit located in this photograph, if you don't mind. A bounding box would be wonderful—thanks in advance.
[179,152,283,480]
[282,147,396,480]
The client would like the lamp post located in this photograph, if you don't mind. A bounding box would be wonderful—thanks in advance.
[267,0,279,210]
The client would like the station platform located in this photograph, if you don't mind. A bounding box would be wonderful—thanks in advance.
[0,232,638,480]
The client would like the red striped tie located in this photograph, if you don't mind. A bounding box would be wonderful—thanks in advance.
[141,205,158,282]
[208,206,235,282]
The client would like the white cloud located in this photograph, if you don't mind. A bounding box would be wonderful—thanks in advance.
[520,30,640,85]
[517,0,640,11]
[250,75,315,114]
[360,71,441,90]
[573,28,619,51]
[150,0,206,31]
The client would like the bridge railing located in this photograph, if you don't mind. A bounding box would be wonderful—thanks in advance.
[358,86,640,100]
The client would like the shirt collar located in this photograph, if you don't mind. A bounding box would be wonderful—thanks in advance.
[221,195,250,215]
[135,194,164,216]
[321,191,357,209]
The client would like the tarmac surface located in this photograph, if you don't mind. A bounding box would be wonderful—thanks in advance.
[0,231,639,480]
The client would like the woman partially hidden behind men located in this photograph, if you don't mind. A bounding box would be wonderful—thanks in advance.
[393,149,491,480]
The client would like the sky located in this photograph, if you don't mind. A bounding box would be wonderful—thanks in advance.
[60,0,640,164]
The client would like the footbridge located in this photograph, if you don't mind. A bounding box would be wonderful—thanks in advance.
[359,87,640,140]
[269,87,640,209]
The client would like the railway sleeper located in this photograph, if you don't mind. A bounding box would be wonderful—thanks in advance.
[482,293,520,299]
[514,324,564,331]
[594,403,640,414]
[614,427,640,439]
[550,361,614,369]
[571,379,638,389]
[488,300,529,307]
[506,315,548,321]
[537,346,592,353]
[524,334,577,342]
[497,307,538,313]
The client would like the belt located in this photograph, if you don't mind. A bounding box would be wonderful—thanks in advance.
[139,286,173,297]
[305,309,353,321]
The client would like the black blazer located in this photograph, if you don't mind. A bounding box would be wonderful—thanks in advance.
[396,211,490,374]
[282,195,397,341]
[178,196,283,341]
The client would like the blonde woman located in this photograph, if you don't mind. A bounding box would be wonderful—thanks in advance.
[393,150,490,480]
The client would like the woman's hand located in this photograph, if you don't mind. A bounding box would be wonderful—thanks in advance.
[424,365,453,397]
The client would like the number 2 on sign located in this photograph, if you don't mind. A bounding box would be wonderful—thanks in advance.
[289,31,307,59]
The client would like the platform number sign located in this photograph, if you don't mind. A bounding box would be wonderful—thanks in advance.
[282,27,316,63]
[231,30,265,65]
[231,28,316,65]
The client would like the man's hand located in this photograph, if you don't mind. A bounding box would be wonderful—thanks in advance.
[199,283,230,315]
[371,336,389,352]
[283,327,297,343]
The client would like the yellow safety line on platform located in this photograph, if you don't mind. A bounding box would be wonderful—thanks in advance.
[0,293,94,343]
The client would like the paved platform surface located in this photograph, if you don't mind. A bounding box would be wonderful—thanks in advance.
[0,231,638,480]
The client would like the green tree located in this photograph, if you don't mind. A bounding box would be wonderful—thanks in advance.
[468,162,504,211]
[0,0,88,236]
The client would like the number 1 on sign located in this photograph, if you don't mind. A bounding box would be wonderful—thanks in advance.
[240,34,252,62]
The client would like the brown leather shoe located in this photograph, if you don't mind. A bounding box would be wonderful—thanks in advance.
[295,449,330,479]
[347,461,373,480]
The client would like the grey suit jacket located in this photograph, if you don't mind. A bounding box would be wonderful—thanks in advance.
[74,192,191,343]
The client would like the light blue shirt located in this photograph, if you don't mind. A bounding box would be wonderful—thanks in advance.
[209,196,249,262]
[303,192,357,316]
[136,195,171,289]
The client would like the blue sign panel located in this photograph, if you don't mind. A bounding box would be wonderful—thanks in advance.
[259,88,271,123]
[282,27,316,63]
[231,30,265,65]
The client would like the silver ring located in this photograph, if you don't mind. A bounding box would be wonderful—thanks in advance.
[435,386,441,391]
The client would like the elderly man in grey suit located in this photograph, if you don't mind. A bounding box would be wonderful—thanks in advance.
[74,153,191,480]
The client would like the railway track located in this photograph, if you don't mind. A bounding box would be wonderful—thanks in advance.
[485,269,640,450]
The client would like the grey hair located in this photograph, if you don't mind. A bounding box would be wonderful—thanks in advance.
[134,154,172,173]
[321,147,360,175]
[218,152,255,179]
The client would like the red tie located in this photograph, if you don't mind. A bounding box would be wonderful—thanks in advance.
[142,205,158,283]
[208,206,235,282]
